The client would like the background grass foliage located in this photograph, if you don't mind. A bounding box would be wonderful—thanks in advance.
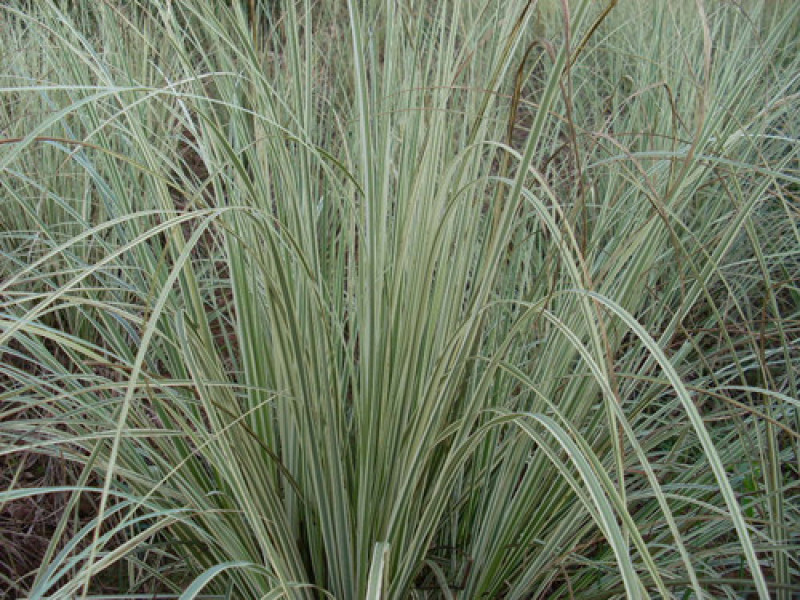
[1,0,798,598]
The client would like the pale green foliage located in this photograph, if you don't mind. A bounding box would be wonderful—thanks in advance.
[1,1,798,598]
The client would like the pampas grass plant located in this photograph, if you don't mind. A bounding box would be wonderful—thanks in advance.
[1,0,798,598]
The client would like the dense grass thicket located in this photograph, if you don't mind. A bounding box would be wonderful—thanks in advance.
[1,0,798,598]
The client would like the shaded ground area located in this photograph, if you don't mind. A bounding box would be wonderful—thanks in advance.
[0,450,75,597]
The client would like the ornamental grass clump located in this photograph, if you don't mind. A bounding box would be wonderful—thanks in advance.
[1,0,798,598]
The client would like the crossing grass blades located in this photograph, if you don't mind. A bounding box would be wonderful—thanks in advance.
[1,0,799,598]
